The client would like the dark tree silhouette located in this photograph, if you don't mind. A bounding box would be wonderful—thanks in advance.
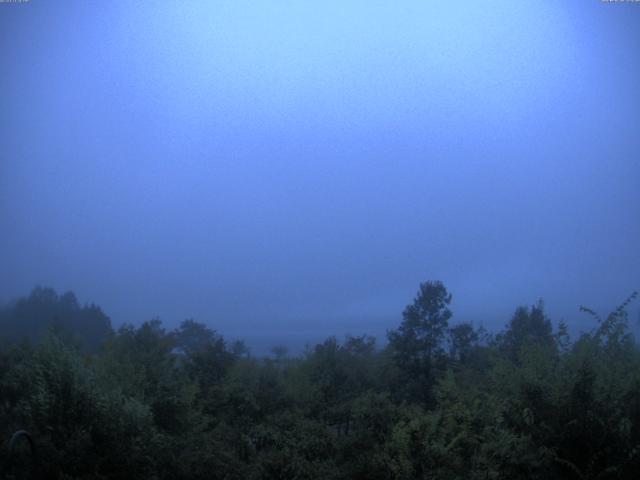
[448,322,478,363]
[0,287,112,352]
[499,300,553,360]
[387,280,452,404]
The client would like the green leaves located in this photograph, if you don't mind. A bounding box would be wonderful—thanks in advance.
[1,288,639,479]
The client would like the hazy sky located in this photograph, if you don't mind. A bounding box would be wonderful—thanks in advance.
[1,1,639,351]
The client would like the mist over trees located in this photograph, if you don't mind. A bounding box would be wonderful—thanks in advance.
[0,287,112,352]
[1,284,639,479]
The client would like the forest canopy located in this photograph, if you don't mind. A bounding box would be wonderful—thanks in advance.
[0,284,639,479]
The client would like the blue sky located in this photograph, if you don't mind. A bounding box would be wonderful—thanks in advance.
[1,1,639,352]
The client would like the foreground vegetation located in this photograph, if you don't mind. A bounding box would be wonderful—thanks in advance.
[1,283,639,479]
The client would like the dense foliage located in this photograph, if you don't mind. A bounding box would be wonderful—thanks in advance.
[1,283,639,479]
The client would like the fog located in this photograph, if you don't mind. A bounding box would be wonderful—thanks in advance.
[1,1,638,353]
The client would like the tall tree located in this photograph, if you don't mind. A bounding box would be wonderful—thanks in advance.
[387,281,452,404]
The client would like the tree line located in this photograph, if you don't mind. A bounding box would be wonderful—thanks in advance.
[0,283,639,479]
